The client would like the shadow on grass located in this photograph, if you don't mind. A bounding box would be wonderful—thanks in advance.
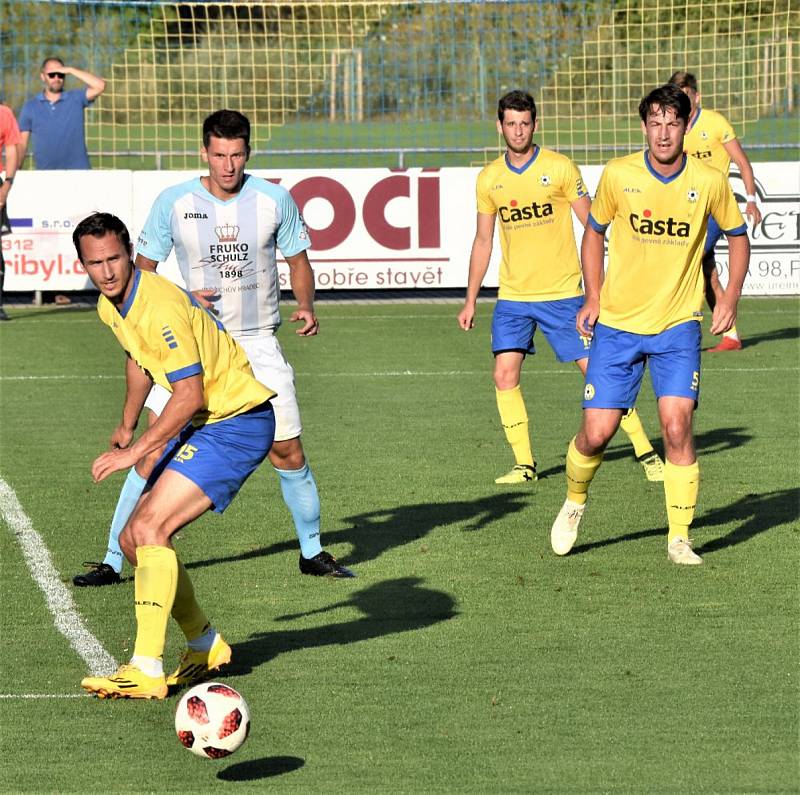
[225,576,457,678]
[536,425,754,481]
[719,325,799,348]
[218,755,304,782]
[566,487,799,557]
[693,487,799,555]
[185,492,531,571]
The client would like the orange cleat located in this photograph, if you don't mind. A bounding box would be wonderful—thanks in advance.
[706,336,742,352]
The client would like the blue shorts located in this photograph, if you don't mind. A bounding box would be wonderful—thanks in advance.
[704,216,723,255]
[147,401,275,513]
[583,321,702,408]
[491,297,591,362]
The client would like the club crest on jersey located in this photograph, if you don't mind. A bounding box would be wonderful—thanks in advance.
[700,131,709,140]
[215,223,239,242]
[498,199,553,222]
[540,174,551,186]
[686,189,699,203]
[629,209,690,237]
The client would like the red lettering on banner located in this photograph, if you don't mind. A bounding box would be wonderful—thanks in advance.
[363,176,410,250]
[418,175,440,248]
[290,177,355,250]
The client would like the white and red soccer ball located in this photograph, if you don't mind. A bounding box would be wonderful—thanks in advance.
[175,682,250,759]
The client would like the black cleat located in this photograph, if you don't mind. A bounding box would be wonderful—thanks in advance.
[73,562,121,587]
[299,551,356,579]
[0,307,10,321]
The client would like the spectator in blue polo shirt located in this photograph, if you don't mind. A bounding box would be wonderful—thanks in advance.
[19,57,106,170]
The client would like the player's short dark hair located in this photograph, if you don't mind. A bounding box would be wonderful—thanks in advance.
[202,109,251,149]
[497,90,537,124]
[41,56,64,70]
[668,71,698,92]
[638,84,691,124]
[72,212,132,262]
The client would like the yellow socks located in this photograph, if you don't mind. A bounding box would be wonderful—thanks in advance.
[171,558,211,642]
[496,385,534,466]
[566,437,603,505]
[619,407,654,459]
[664,461,700,543]
[723,324,739,341]
[133,545,178,661]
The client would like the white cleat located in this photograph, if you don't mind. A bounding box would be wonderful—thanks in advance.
[550,499,586,556]
[667,537,703,565]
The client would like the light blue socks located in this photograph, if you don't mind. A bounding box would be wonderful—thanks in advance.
[102,467,147,573]
[275,463,322,560]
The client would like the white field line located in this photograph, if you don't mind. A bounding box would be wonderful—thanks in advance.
[0,693,87,699]
[0,365,798,383]
[0,478,118,677]
[10,306,800,322]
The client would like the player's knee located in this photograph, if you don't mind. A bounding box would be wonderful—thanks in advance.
[493,368,520,390]
[577,425,612,455]
[119,528,137,566]
[126,510,172,549]
[269,438,305,470]
[660,415,692,450]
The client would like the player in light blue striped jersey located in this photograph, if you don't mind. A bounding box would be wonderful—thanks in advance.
[73,109,354,592]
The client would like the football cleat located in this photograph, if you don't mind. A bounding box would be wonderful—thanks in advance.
[550,498,586,556]
[299,550,356,578]
[636,451,665,482]
[166,633,232,688]
[73,562,121,587]
[706,336,742,352]
[495,463,538,484]
[81,664,167,700]
[667,537,703,565]
[0,307,10,322]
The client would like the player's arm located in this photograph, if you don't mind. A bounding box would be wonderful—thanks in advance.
[285,250,319,336]
[458,212,496,330]
[110,355,153,450]
[92,374,203,483]
[63,66,106,101]
[0,139,18,208]
[134,253,159,273]
[723,138,762,227]
[17,131,30,170]
[709,233,750,335]
[570,194,591,228]
[578,225,605,336]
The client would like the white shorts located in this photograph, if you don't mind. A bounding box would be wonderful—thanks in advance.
[143,334,302,443]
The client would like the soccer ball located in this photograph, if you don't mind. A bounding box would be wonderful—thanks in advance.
[174,682,250,759]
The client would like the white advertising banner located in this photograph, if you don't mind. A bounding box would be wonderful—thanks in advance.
[4,162,798,294]
[3,171,133,291]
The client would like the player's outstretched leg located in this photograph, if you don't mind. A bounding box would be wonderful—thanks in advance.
[665,460,702,565]
[619,408,664,482]
[276,461,355,578]
[167,558,231,688]
[550,437,603,555]
[495,385,537,484]
[73,467,147,587]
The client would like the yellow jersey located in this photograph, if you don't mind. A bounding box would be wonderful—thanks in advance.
[683,107,736,175]
[476,146,588,301]
[97,269,274,426]
[588,151,746,335]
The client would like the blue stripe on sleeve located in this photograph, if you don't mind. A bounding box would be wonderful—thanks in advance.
[724,223,748,237]
[166,363,203,383]
[587,213,609,233]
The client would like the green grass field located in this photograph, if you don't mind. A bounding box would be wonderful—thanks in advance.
[87,116,799,170]
[0,297,798,792]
